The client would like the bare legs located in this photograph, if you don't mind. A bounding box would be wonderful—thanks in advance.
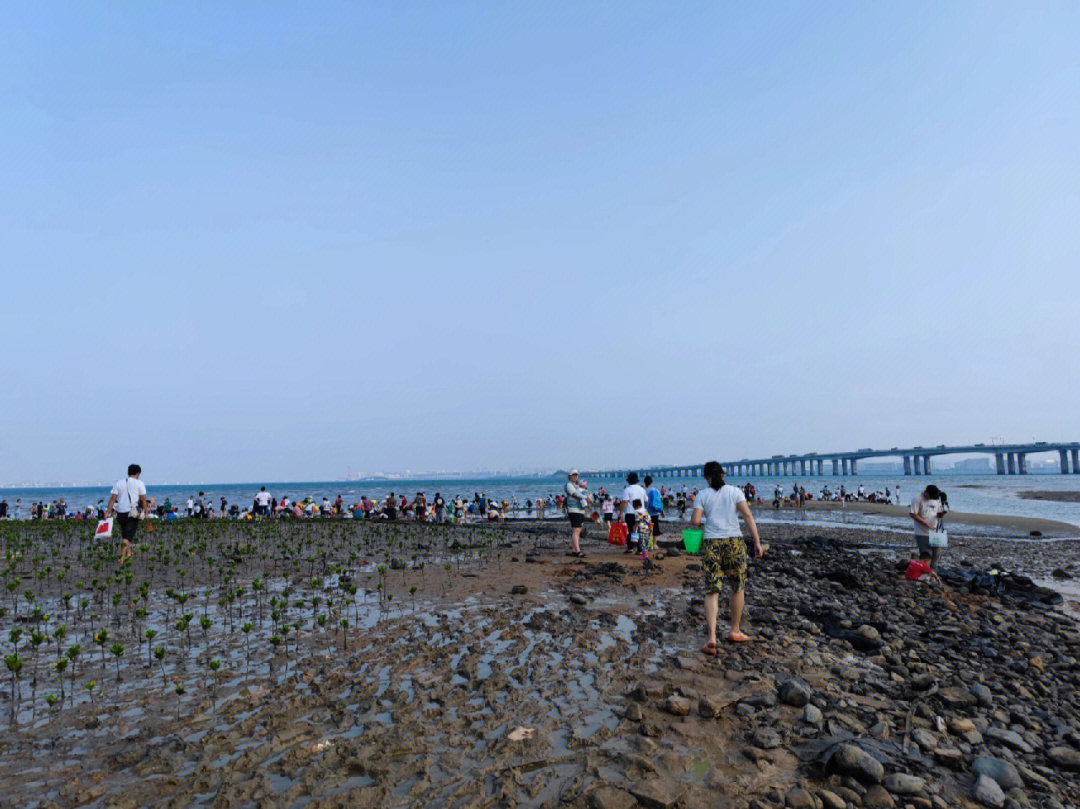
[704,587,748,647]
[571,526,582,554]
[704,592,719,646]
[729,588,746,639]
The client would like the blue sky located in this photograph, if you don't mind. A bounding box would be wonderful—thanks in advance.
[3,2,1079,483]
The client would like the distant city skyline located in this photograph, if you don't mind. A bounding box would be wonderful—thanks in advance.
[4,3,1079,483]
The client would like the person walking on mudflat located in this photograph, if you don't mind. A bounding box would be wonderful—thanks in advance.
[690,461,764,654]
[564,470,590,558]
[106,464,147,566]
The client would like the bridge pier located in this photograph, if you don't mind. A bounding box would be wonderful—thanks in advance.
[913,456,922,475]
[1061,449,1070,474]
[904,456,911,475]
[1008,453,1016,475]
[1018,453,1027,475]
[850,459,858,475]
[831,459,838,475]
[923,456,931,475]
[1073,448,1079,474]
[996,453,1005,475]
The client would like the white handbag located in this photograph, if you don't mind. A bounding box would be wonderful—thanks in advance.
[928,529,948,548]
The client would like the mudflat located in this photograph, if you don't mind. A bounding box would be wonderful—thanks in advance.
[1,518,1079,809]
[1018,490,1080,503]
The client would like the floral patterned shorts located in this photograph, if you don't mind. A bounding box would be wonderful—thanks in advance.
[701,536,748,593]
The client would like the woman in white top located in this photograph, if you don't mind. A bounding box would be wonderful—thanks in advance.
[690,461,764,653]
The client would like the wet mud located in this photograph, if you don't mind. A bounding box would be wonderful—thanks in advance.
[1,518,1079,808]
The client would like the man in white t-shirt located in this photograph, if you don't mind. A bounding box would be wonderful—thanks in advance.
[617,472,648,553]
[909,484,945,568]
[106,464,147,564]
[254,486,272,517]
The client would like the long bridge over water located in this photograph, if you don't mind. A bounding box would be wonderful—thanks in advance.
[596,442,1080,480]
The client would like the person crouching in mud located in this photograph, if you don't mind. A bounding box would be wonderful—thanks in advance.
[691,461,764,654]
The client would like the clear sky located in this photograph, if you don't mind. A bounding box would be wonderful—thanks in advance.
[3,2,1079,484]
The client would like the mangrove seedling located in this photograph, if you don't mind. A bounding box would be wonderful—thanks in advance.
[110,642,124,681]
[5,653,22,725]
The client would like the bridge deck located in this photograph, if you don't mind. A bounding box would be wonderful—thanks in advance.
[594,442,1080,477]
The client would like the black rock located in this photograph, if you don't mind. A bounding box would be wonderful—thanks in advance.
[829,742,884,785]
[779,678,813,708]
[849,624,883,652]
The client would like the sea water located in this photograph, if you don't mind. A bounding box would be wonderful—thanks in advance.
[2,473,1079,530]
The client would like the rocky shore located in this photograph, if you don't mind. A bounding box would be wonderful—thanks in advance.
[2,519,1079,809]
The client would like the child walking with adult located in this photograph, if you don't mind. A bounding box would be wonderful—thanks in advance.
[690,461,764,653]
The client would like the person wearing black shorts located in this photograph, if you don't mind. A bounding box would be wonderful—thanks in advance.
[618,472,647,554]
[564,470,589,557]
[106,464,146,565]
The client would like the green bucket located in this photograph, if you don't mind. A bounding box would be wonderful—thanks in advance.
[682,528,704,554]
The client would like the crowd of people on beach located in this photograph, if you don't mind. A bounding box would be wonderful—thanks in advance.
[0,482,690,524]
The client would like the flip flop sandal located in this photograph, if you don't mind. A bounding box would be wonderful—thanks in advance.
[727,631,752,643]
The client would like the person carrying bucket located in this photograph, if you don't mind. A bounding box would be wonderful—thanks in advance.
[690,461,764,654]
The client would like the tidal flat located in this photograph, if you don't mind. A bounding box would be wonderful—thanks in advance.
[1,517,1079,809]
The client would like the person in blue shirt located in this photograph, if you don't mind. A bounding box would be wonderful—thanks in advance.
[643,475,664,537]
